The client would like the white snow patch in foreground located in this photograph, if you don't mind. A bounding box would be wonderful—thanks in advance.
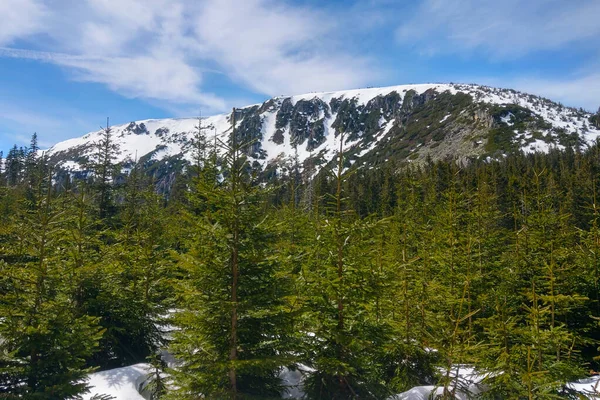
[567,376,600,398]
[389,384,485,400]
[82,363,312,399]
[389,365,485,400]
[281,365,315,399]
[389,368,600,400]
[84,362,600,399]
[83,363,150,400]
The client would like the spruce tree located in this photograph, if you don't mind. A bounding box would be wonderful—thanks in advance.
[0,163,103,399]
[425,164,482,399]
[94,118,120,221]
[301,132,390,399]
[169,109,292,399]
[25,132,40,187]
[75,163,172,369]
[380,170,438,393]
[592,107,600,129]
[481,168,588,398]
[190,111,208,179]
[5,145,24,187]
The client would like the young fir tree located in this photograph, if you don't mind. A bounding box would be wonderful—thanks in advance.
[60,181,99,307]
[75,163,172,369]
[5,145,24,187]
[169,109,292,399]
[144,353,168,400]
[93,118,120,221]
[575,142,600,337]
[22,133,49,218]
[423,164,483,399]
[592,107,600,129]
[0,163,103,399]
[25,133,40,188]
[470,164,526,397]
[270,143,310,316]
[109,163,172,361]
[190,111,208,179]
[480,167,588,398]
[300,131,390,399]
[267,152,316,390]
[380,169,438,393]
[52,127,154,369]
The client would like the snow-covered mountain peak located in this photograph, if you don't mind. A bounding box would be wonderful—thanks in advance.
[45,83,600,177]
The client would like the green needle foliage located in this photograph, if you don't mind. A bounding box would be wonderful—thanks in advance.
[169,111,293,399]
[299,132,392,399]
[0,131,600,399]
[0,164,103,399]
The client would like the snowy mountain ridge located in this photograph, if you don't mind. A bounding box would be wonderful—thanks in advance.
[46,83,600,177]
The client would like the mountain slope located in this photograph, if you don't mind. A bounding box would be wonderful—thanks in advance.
[46,83,600,178]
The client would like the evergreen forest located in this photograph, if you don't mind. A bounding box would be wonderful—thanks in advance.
[1,123,600,399]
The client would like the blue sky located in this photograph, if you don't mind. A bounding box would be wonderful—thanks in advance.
[1,0,599,151]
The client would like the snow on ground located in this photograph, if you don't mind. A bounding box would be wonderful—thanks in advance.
[389,365,486,400]
[500,111,514,125]
[84,361,600,399]
[60,160,82,172]
[83,363,150,400]
[440,114,451,123]
[355,119,395,160]
[524,138,554,154]
[286,83,458,107]
[567,376,600,398]
[280,365,314,399]
[82,363,312,400]
[388,369,600,400]
[260,108,283,162]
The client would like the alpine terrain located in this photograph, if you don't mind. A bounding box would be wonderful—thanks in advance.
[3,82,600,400]
[45,83,600,181]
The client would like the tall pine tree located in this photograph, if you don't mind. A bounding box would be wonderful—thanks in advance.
[0,163,103,399]
[169,109,293,399]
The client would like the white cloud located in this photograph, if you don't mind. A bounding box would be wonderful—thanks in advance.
[59,55,224,109]
[0,0,47,46]
[194,0,374,96]
[0,47,225,112]
[397,0,600,58]
[512,73,600,112]
[0,0,376,115]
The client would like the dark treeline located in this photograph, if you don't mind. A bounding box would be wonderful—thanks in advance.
[1,126,599,399]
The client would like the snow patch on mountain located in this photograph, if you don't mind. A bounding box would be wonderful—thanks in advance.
[44,83,600,174]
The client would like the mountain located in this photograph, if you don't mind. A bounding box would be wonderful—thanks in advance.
[45,83,600,180]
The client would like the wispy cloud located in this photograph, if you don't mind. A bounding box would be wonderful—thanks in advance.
[391,0,600,111]
[0,0,377,114]
[454,68,600,111]
[3,0,596,129]
[513,73,600,112]
[0,100,96,149]
[396,0,600,58]
[0,0,47,46]
[0,47,226,112]
[194,0,376,97]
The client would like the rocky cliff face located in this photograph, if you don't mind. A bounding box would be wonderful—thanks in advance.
[45,83,600,182]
